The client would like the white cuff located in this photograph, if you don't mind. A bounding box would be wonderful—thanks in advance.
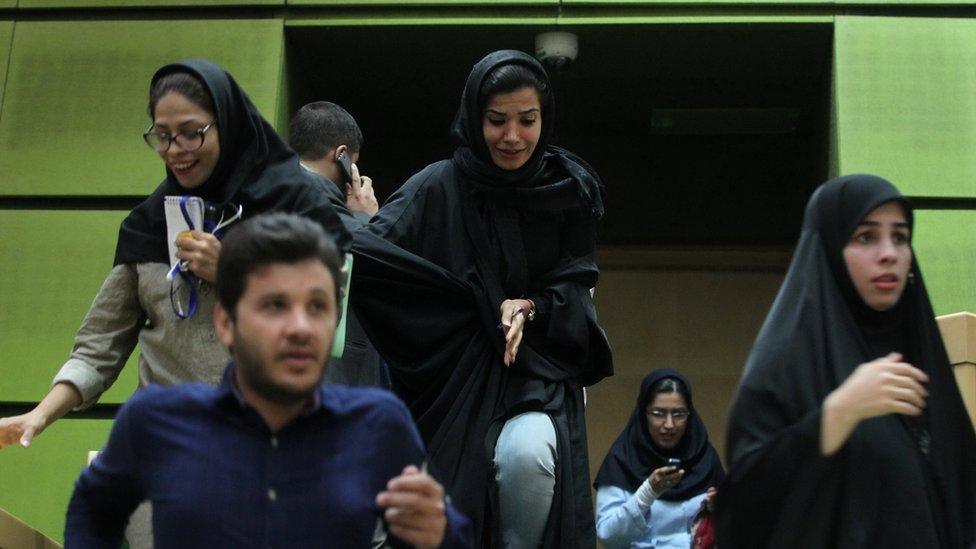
[635,479,660,510]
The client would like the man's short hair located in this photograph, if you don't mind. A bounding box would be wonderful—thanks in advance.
[216,213,344,318]
[288,101,364,160]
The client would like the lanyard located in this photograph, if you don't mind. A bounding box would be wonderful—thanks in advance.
[169,197,243,319]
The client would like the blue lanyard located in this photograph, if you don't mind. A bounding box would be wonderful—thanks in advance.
[170,196,202,320]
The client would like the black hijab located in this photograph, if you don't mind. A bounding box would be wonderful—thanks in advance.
[449,50,604,218]
[594,369,724,501]
[114,59,350,265]
[718,174,976,548]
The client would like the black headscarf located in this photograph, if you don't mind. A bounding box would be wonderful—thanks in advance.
[449,49,604,218]
[717,174,976,548]
[594,369,725,501]
[114,59,350,265]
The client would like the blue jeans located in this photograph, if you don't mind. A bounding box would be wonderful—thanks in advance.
[493,411,558,548]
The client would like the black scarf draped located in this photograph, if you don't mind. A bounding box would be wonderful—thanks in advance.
[114,59,350,265]
[717,174,976,548]
[350,50,612,547]
[450,49,604,217]
[594,369,725,501]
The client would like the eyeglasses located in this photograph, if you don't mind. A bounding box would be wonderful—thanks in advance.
[143,122,216,153]
[647,409,691,423]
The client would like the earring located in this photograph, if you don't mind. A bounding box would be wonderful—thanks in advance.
[908,272,916,285]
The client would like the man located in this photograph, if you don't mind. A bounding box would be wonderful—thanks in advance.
[289,100,378,218]
[289,101,388,388]
[65,213,470,548]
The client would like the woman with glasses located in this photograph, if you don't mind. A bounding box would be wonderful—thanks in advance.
[594,369,724,548]
[0,59,349,452]
[717,175,975,548]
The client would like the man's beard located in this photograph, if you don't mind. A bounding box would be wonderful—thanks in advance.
[233,334,326,405]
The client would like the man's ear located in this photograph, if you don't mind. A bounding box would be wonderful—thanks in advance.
[213,301,235,348]
[334,144,347,160]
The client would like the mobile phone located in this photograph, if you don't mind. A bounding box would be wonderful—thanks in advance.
[336,150,354,184]
[666,458,682,468]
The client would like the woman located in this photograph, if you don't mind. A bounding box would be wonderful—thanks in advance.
[351,50,612,547]
[0,59,349,448]
[594,369,724,548]
[717,174,976,548]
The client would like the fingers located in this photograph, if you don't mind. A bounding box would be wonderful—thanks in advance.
[20,424,36,447]
[0,417,33,449]
[0,419,24,448]
[376,471,446,548]
[888,363,929,384]
[351,163,362,191]
[176,232,219,252]
[886,385,927,410]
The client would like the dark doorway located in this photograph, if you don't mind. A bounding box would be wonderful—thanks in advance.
[284,22,832,246]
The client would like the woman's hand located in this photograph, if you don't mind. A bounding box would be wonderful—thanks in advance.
[821,352,929,455]
[705,486,717,504]
[176,230,221,283]
[499,299,532,366]
[648,465,684,494]
[0,383,81,449]
[0,410,48,449]
[346,163,379,217]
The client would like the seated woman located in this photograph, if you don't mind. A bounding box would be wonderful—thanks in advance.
[0,59,349,449]
[594,369,724,548]
[717,174,976,548]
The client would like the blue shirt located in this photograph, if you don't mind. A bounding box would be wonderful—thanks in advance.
[66,365,471,548]
[595,485,706,549]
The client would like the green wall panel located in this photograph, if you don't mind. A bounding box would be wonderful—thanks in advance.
[0,211,139,404]
[288,0,555,4]
[0,19,284,196]
[22,0,280,6]
[835,17,976,198]
[0,22,12,112]
[914,210,976,316]
[0,419,114,543]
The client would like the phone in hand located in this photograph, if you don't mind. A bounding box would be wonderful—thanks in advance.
[667,458,682,468]
[336,150,354,184]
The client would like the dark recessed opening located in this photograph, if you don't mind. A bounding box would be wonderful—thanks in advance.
[284,23,832,246]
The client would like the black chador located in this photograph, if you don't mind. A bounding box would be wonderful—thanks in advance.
[717,175,976,548]
[350,50,612,547]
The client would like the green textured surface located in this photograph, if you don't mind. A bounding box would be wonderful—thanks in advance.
[0,418,114,543]
[22,0,279,6]
[0,19,284,196]
[286,13,556,25]
[555,13,832,23]
[0,211,139,404]
[835,17,976,198]
[0,22,12,112]
[289,0,554,3]
[914,210,976,316]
